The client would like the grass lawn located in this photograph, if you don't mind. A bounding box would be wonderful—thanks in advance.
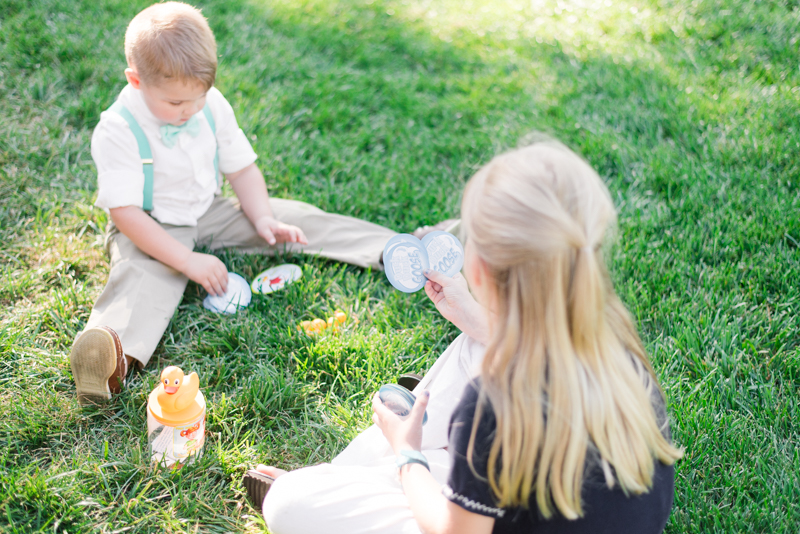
[2,0,800,531]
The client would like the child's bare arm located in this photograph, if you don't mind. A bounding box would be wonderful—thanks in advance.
[226,163,308,246]
[109,206,229,296]
[424,271,491,344]
[372,394,495,534]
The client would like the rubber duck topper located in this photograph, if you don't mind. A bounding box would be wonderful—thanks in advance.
[157,366,200,414]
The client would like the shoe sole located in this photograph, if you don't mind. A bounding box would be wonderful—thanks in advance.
[243,470,275,509]
[70,327,119,405]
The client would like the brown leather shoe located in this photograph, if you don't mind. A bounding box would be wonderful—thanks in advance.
[70,326,127,405]
[411,219,459,240]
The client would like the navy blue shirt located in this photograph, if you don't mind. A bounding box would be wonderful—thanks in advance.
[444,379,675,534]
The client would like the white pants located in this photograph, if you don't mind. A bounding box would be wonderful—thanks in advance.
[263,334,486,534]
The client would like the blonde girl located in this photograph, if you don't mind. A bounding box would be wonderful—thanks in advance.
[253,140,681,534]
[372,140,682,533]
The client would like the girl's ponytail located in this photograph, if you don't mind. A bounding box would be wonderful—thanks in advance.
[569,244,605,357]
[462,141,682,519]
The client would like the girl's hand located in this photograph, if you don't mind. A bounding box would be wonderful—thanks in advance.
[424,270,491,345]
[372,390,429,454]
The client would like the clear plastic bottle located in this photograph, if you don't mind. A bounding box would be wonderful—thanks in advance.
[147,366,206,468]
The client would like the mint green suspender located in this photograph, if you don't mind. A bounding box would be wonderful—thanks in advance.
[107,101,219,212]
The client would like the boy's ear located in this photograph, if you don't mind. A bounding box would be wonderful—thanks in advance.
[125,68,142,89]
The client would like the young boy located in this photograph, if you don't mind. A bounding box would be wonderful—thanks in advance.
[70,2,404,404]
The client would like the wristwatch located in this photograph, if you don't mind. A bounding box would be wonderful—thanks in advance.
[396,449,430,472]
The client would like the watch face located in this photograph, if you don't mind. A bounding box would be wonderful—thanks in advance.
[203,273,252,314]
[378,384,428,425]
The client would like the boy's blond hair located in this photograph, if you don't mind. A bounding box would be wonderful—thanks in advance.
[125,2,217,89]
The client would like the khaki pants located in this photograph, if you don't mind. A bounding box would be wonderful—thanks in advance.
[85,196,397,366]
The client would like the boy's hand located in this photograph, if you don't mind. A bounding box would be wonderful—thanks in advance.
[255,216,308,246]
[179,252,229,296]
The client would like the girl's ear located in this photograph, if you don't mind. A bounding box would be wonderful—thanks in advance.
[125,68,142,89]
[471,254,489,289]
[465,242,491,304]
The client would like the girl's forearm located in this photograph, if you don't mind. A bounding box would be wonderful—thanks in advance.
[399,464,494,534]
[462,301,492,345]
[400,464,450,534]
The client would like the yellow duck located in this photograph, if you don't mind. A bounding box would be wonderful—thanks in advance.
[157,366,200,413]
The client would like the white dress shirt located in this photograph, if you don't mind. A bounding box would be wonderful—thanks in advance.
[91,85,258,226]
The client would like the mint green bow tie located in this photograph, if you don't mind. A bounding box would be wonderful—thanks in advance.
[160,115,201,148]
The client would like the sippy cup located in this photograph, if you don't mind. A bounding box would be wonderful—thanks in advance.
[147,366,206,467]
[378,384,428,425]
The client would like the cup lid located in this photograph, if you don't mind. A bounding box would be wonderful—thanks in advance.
[421,231,464,278]
[382,232,464,293]
[378,383,428,425]
[148,387,205,425]
[383,234,430,293]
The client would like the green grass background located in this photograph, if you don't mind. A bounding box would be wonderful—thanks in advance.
[2,0,800,531]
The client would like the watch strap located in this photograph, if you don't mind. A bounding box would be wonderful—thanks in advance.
[396,449,430,472]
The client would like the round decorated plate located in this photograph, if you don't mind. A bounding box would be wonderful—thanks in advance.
[251,264,303,295]
[378,383,428,425]
[421,231,464,278]
[203,273,252,314]
[383,234,430,293]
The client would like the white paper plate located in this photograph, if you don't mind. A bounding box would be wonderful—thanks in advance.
[251,264,303,295]
[203,273,252,314]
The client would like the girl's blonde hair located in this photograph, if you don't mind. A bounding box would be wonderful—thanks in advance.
[125,2,217,90]
[462,141,682,519]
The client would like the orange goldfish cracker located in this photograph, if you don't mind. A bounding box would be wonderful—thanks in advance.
[298,320,325,335]
[298,313,354,336]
